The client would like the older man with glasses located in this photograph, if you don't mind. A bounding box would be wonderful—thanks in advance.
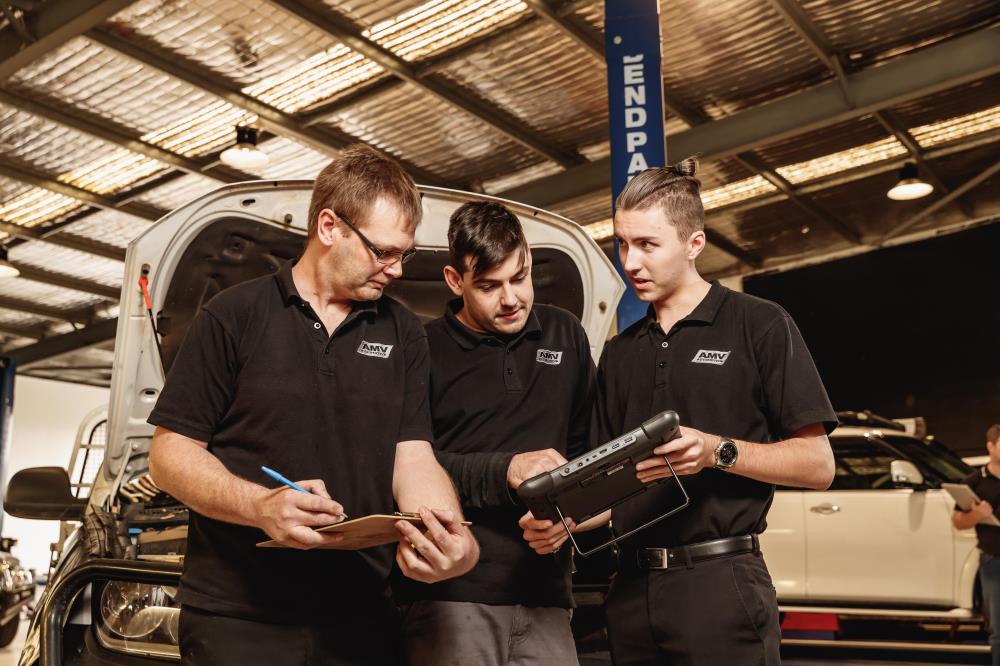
[147,144,479,666]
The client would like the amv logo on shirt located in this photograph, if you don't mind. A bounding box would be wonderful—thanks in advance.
[536,349,563,365]
[357,341,393,359]
[691,349,730,365]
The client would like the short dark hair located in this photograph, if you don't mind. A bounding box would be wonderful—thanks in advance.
[447,201,527,277]
[307,144,422,238]
[615,156,704,241]
[988,424,1000,445]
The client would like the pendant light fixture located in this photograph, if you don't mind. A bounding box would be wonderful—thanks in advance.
[887,162,933,201]
[220,126,268,171]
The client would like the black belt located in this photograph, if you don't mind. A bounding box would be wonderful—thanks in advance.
[627,534,759,571]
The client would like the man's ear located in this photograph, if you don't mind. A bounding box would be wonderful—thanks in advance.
[315,209,340,248]
[442,264,465,297]
[687,229,707,261]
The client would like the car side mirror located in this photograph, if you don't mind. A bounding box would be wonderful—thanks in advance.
[890,460,924,488]
[4,467,88,521]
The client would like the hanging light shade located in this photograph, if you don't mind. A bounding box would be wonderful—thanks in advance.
[0,246,19,278]
[887,162,933,201]
[220,126,268,171]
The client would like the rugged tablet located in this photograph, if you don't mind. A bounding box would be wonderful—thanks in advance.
[516,410,690,555]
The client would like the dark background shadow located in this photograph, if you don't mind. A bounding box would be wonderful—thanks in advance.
[744,221,1000,457]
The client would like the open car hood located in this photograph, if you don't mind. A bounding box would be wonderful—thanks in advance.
[101,181,624,484]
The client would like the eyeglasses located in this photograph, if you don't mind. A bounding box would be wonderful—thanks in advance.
[334,210,417,266]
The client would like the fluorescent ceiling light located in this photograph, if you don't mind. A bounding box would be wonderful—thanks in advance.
[776,137,908,185]
[910,105,1000,148]
[220,126,268,171]
[887,162,933,201]
[0,189,80,227]
[368,0,528,61]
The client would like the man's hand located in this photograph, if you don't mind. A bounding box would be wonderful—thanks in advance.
[972,499,995,522]
[508,449,568,488]
[252,479,347,550]
[634,426,718,483]
[395,506,479,583]
[519,512,575,555]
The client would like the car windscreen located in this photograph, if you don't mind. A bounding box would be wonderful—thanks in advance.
[878,434,972,485]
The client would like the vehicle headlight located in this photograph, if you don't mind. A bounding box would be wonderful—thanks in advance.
[95,582,179,659]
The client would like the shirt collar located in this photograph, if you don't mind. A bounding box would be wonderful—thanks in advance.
[273,259,378,317]
[641,280,728,336]
[443,298,541,350]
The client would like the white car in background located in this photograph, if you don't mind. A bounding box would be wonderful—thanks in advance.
[761,412,982,618]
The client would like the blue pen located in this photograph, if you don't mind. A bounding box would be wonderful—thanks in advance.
[261,466,310,494]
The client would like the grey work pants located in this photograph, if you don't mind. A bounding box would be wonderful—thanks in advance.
[402,600,579,666]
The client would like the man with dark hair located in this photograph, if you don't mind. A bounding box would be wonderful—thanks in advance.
[396,200,595,665]
[954,423,1000,665]
[524,158,837,664]
[148,145,478,665]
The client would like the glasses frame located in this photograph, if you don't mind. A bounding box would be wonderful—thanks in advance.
[333,210,416,266]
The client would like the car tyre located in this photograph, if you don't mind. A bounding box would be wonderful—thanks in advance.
[0,615,19,648]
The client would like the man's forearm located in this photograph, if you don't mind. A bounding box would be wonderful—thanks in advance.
[394,441,465,516]
[149,428,265,527]
[728,431,834,490]
[436,449,516,509]
[953,511,980,530]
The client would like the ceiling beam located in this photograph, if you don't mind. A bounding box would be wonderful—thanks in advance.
[881,159,1000,242]
[0,218,125,260]
[265,0,583,168]
[11,264,121,299]
[0,88,256,183]
[522,0,602,63]
[87,26,452,188]
[0,0,138,81]
[0,161,167,221]
[733,153,862,244]
[8,317,118,366]
[874,110,976,218]
[499,25,1000,209]
[0,322,45,340]
[764,0,853,105]
[0,295,96,324]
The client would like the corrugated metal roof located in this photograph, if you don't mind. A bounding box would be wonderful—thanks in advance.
[0,0,996,383]
[434,19,607,149]
[320,82,542,186]
[8,243,124,288]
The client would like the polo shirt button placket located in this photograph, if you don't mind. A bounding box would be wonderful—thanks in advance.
[655,336,670,387]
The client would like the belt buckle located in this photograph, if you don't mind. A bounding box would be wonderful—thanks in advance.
[640,547,669,570]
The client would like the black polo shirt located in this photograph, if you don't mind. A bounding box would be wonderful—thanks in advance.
[958,467,1000,555]
[148,260,432,622]
[394,301,595,608]
[594,281,837,549]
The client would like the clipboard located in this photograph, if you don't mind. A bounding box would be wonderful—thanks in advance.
[256,512,472,550]
[942,483,1000,527]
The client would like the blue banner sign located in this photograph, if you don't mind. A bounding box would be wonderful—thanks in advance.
[606,0,667,330]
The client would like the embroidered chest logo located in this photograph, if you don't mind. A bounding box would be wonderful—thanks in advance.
[536,349,563,365]
[357,340,393,359]
[691,349,731,366]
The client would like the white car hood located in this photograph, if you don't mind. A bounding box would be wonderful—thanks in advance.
[100,181,623,486]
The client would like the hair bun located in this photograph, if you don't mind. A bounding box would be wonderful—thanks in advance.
[670,156,699,178]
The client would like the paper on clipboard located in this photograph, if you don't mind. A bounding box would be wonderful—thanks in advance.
[256,512,472,550]
[942,483,1000,527]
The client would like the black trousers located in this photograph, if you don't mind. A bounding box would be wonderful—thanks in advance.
[179,605,402,666]
[605,551,781,666]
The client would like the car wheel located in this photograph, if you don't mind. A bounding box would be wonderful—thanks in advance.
[0,615,18,648]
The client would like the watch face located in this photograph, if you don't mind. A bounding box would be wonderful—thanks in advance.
[718,441,738,466]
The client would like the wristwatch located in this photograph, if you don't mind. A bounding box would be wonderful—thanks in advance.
[714,438,738,470]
